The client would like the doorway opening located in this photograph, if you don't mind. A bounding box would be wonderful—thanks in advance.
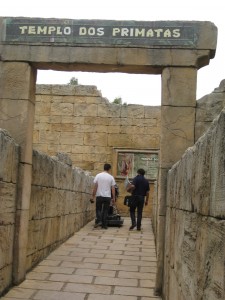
[37,70,161,106]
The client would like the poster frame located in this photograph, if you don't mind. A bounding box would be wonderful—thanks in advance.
[113,148,159,182]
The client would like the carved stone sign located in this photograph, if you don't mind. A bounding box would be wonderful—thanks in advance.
[4,18,197,47]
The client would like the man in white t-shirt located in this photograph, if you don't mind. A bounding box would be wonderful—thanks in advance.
[90,163,116,229]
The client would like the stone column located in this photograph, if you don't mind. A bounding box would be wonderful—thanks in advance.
[0,62,36,283]
[155,67,197,296]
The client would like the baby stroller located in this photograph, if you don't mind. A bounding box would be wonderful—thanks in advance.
[107,184,124,227]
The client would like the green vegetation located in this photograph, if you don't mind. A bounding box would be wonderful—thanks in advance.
[112,97,127,105]
[68,77,78,85]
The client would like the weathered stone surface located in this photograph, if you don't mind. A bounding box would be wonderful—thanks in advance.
[0,225,14,267]
[167,109,225,215]
[3,80,225,299]
[28,149,94,273]
[0,129,18,295]
[0,129,19,183]
[0,99,35,163]
[36,84,102,97]
[121,104,145,118]
[51,102,73,116]
[0,62,36,101]
[55,152,72,166]
[0,182,16,221]
[75,102,97,117]
[162,67,197,107]
[195,82,225,140]
[160,106,195,169]
[0,17,221,298]
[210,110,225,218]
[194,217,225,300]
[33,84,161,222]
[0,42,214,70]
[0,140,93,284]
[165,108,225,299]
[0,264,12,295]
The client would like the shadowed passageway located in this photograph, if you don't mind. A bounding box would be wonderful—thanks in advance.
[2,218,161,300]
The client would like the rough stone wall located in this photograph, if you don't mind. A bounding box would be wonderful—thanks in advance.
[33,84,161,217]
[0,130,19,296]
[195,79,225,141]
[152,181,158,240]
[163,108,225,300]
[33,80,225,219]
[1,80,225,298]
[27,151,94,271]
[34,84,161,172]
[0,130,95,296]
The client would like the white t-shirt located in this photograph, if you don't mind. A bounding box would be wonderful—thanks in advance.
[94,171,116,198]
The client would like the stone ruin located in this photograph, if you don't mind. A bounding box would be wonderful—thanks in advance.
[1,16,224,299]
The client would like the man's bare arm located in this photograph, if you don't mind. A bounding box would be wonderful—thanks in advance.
[111,185,116,203]
[91,183,98,201]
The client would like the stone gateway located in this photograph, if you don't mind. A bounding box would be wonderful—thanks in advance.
[0,16,218,299]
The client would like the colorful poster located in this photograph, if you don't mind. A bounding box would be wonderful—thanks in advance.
[117,151,159,180]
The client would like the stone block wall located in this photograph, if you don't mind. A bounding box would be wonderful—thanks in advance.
[152,181,158,241]
[27,151,94,271]
[0,129,19,296]
[0,129,95,296]
[34,84,161,172]
[33,84,161,217]
[33,81,225,221]
[195,79,225,141]
[1,79,225,298]
[163,108,225,299]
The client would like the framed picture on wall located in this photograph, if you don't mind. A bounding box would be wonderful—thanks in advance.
[113,148,159,181]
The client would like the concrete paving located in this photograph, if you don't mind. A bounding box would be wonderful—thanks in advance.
[2,217,161,300]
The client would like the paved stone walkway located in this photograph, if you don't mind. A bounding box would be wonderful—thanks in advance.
[2,218,161,300]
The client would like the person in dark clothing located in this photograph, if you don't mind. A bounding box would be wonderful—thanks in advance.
[128,168,150,231]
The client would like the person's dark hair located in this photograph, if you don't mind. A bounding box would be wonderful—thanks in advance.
[137,168,145,175]
[104,163,111,171]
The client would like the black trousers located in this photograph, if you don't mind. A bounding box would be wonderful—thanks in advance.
[129,195,145,229]
[96,196,111,227]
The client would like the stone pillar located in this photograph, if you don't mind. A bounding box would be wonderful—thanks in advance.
[0,62,36,283]
[155,67,197,296]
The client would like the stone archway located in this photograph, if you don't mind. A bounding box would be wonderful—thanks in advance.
[0,17,217,292]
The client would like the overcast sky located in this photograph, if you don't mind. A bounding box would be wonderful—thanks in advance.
[1,0,225,105]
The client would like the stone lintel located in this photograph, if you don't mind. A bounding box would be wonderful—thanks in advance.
[0,18,217,73]
[0,46,213,73]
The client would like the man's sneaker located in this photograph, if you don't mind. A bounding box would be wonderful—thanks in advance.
[129,225,136,230]
[94,222,102,228]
